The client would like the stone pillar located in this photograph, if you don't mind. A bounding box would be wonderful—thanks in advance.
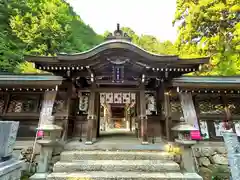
[30,90,62,180]
[172,122,198,173]
[85,90,96,145]
[180,144,196,172]
[0,121,23,180]
[222,131,240,180]
[139,86,148,144]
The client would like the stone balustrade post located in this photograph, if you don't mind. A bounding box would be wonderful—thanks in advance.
[179,143,196,173]
[222,131,240,180]
[0,121,23,180]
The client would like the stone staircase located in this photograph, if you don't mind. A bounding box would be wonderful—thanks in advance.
[47,150,203,180]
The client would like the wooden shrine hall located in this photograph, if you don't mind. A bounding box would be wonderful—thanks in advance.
[1,25,240,144]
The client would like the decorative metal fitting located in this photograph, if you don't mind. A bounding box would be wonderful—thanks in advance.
[87,114,96,120]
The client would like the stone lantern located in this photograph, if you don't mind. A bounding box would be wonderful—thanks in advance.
[171,117,198,173]
[30,116,62,180]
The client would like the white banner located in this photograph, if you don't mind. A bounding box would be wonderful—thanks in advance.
[39,91,57,125]
[179,92,199,129]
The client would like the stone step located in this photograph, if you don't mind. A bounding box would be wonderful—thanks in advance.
[47,172,203,180]
[53,160,180,172]
[60,150,174,161]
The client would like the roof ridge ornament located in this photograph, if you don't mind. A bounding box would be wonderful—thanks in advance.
[105,23,132,42]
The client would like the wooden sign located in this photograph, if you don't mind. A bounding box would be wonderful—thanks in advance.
[179,92,199,129]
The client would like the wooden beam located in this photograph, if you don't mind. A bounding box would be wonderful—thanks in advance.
[94,87,140,93]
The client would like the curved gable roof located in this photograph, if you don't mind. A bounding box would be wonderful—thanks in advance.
[25,39,209,64]
[57,39,178,61]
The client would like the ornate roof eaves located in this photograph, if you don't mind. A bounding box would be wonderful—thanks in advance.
[172,76,240,88]
[177,57,210,65]
[24,55,58,63]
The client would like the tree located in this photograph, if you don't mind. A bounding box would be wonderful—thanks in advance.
[1,0,103,73]
[105,27,177,55]
[10,0,73,56]
[0,0,26,72]
[173,0,240,75]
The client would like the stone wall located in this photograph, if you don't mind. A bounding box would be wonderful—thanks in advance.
[193,143,230,180]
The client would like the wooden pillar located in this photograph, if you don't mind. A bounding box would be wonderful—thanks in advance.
[85,89,96,145]
[164,88,171,141]
[156,83,164,137]
[129,110,132,131]
[62,82,74,141]
[93,92,100,139]
[2,93,10,115]
[139,85,148,144]
[136,92,141,138]
[156,84,164,115]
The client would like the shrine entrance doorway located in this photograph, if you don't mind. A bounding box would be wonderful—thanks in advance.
[98,92,137,139]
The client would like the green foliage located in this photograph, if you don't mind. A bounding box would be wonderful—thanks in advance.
[2,0,239,76]
[0,0,25,72]
[173,0,240,75]
[10,0,72,56]
[0,0,102,73]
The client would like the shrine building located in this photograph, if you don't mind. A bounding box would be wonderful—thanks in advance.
[1,25,240,144]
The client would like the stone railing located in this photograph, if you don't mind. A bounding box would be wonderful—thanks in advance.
[193,143,230,180]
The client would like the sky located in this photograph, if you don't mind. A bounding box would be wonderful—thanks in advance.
[67,0,178,42]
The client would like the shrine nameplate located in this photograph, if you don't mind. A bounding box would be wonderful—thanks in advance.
[179,93,199,129]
